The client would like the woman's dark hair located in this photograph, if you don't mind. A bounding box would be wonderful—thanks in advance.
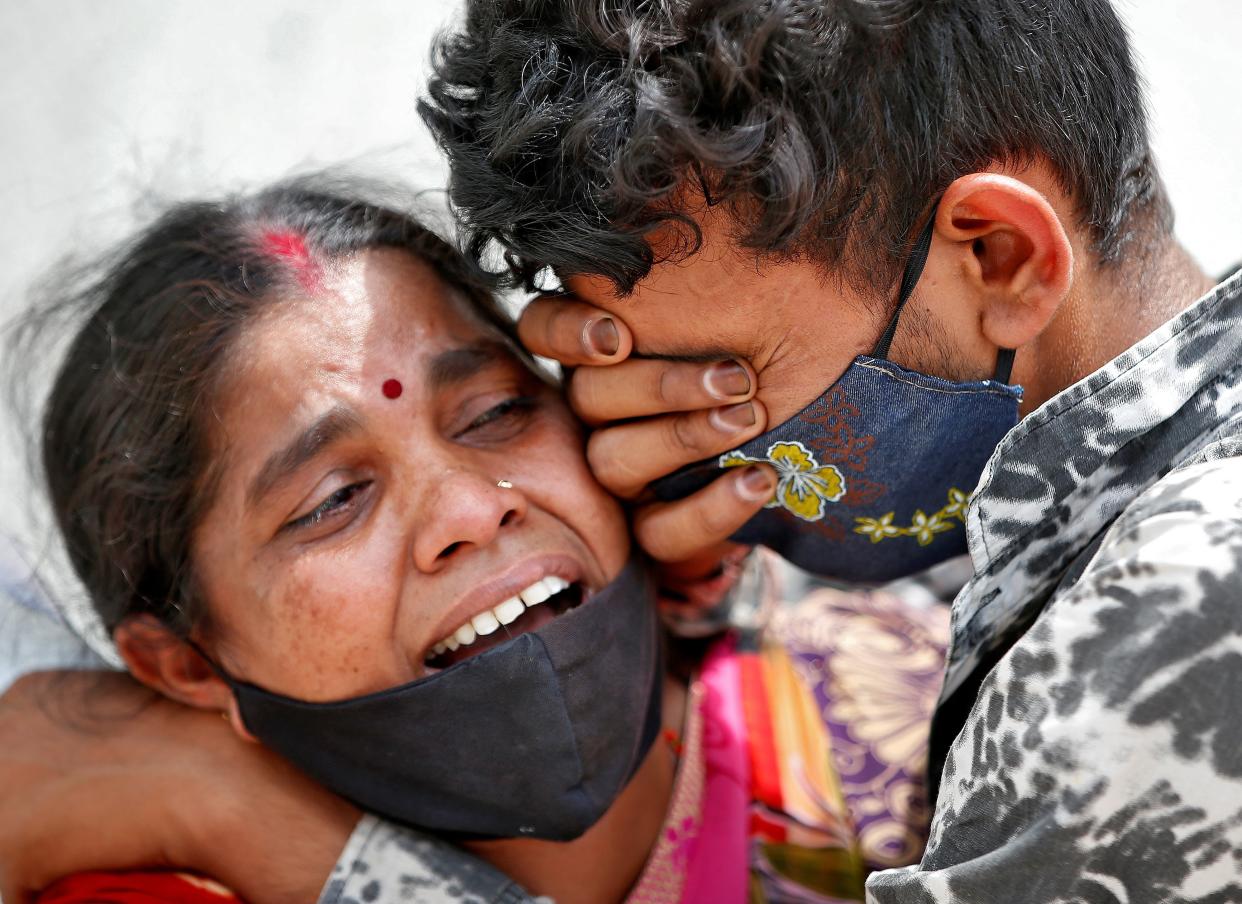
[420,0,1173,294]
[13,181,507,637]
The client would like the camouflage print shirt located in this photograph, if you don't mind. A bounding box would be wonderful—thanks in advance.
[869,266,1242,903]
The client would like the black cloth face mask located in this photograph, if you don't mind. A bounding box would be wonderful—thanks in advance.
[199,559,663,841]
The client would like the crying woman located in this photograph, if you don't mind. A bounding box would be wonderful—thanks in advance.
[4,184,948,904]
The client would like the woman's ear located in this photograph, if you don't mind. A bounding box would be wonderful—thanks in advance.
[935,173,1075,350]
[114,615,255,740]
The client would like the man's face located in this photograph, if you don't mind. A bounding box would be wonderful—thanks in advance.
[504,168,1083,573]
[562,200,974,426]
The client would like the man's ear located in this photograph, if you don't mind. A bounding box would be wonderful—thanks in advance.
[934,173,1075,350]
[114,615,256,741]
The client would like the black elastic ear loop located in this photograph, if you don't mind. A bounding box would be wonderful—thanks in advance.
[872,209,937,360]
[871,204,1018,384]
[185,636,239,689]
[993,347,1016,384]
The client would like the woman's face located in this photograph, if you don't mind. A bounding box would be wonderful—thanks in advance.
[190,248,629,701]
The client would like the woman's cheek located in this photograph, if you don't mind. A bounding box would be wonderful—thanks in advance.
[518,420,630,572]
[248,557,405,699]
[527,416,617,512]
[550,449,630,570]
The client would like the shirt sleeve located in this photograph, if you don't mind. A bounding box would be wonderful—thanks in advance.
[866,457,1242,903]
[317,815,542,904]
[0,536,109,694]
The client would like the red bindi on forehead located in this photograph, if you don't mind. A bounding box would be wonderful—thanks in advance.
[382,379,404,400]
[260,229,323,293]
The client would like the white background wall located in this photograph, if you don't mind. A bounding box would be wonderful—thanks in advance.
[2,0,1239,582]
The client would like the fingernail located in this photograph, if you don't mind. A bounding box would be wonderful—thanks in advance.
[702,361,751,399]
[736,465,775,502]
[709,401,757,432]
[585,317,620,357]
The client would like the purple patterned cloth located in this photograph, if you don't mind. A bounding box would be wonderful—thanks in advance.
[770,585,949,872]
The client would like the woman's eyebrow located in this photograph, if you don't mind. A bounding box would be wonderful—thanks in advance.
[247,404,363,508]
[428,340,513,387]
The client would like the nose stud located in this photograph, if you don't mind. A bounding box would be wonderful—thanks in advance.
[496,479,513,489]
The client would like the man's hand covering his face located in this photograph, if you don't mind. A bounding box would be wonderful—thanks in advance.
[518,296,777,575]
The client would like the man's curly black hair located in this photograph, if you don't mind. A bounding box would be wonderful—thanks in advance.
[420,0,1171,295]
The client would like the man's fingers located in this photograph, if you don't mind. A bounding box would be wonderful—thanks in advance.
[633,467,776,563]
[587,399,769,498]
[517,296,633,366]
[568,356,755,424]
[655,543,752,611]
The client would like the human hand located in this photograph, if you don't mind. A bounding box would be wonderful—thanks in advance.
[652,544,754,638]
[518,296,777,563]
[0,670,359,904]
[654,544,751,609]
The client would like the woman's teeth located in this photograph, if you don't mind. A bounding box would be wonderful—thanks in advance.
[430,576,571,658]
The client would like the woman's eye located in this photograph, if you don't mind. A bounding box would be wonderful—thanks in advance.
[460,396,537,436]
[284,481,372,532]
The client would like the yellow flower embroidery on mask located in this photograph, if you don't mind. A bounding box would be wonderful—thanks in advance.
[908,509,954,546]
[855,512,903,544]
[720,441,846,522]
[852,487,971,545]
[941,487,969,520]
[719,450,752,469]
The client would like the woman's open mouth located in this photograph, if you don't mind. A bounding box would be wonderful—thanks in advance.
[423,577,586,670]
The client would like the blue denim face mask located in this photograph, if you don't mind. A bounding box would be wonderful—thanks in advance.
[653,211,1022,583]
